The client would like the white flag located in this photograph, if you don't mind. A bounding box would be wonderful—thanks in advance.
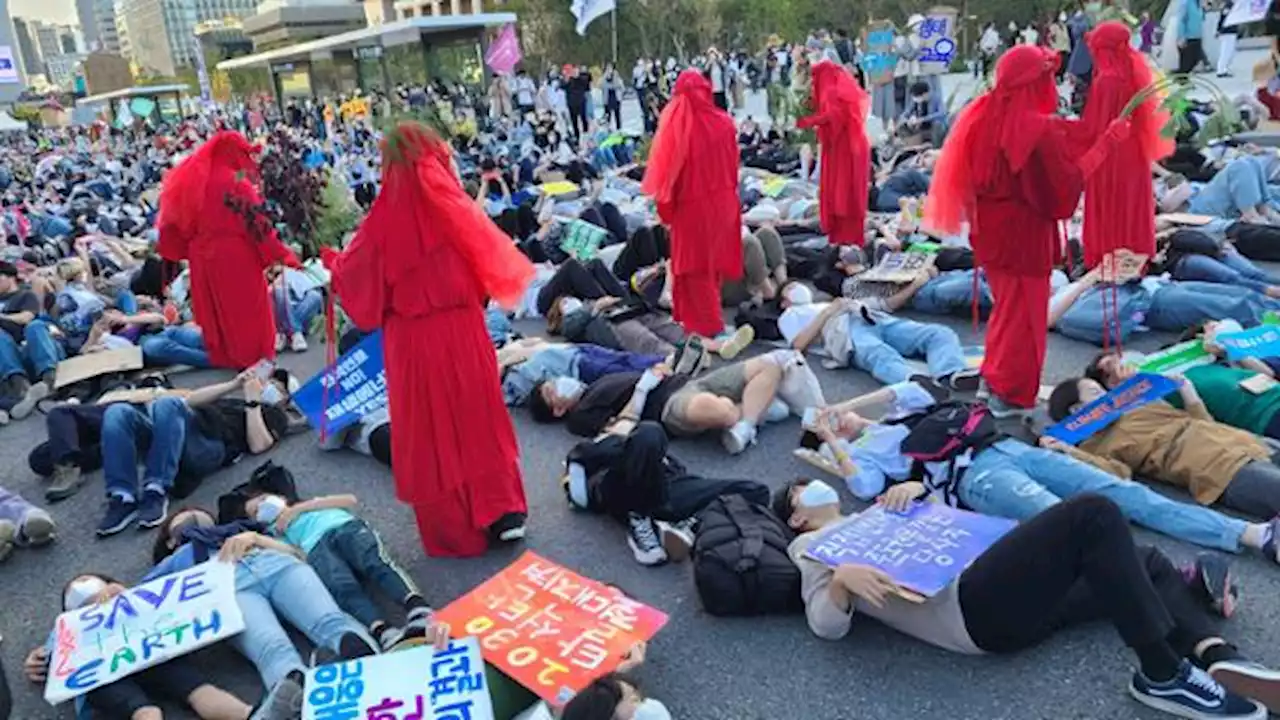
[571,0,616,35]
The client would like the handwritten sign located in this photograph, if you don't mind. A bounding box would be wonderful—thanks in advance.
[436,551,668,707]
[45,561,244,705]
[860,251,937,283]
[861,22,898,86]
[292,330,386,433]
[804,503,1016,597]
[1044,372,1181,445]
[917,9,959,74]
[1219,325,1280,361]
[302,637,495,720]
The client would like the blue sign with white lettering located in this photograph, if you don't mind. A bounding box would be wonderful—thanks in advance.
[1044,372,1182,445]
[292,330,386,433]
[1219,325,1280,362]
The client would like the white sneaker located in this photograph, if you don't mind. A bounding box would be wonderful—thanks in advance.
[626,513,667,566]
[660,518,696,562]
[721,420,757,455]
[289,332,308,352]
[762,398,790,424]
[275,333,287,352]
[11,381,49,420]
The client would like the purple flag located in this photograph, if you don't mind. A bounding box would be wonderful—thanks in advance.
[485,24,523,75]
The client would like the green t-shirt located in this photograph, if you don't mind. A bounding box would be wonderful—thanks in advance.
[1168,363,1280,434]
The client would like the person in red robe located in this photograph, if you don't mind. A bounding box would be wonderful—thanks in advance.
[1079,21,1174,269]
[642,70,741,337]
[924,45,1129,414]
[797,61,872,246]
[321,123,533,558]
[157,131,298,369]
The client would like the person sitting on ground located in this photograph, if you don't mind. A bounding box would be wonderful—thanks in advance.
[0,259,61,420]
[896,81,948,147]
[0,486,53,561]
[807,380,1280,565]
[777,279,980,390]
[1047,373,1280,523]
[777,485,1280,718]
[532,350,825,454]
[721,226,788,307]
[565,417,769,566]
[237,491,442,651]
[266,264,323,353]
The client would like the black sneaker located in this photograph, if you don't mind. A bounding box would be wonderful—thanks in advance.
[136,489,169,530]
[1130,660,1265,719]
[626,513,667,566]
[1187,553,1237,619]
[908,374,951,404]
[337,632,378,660]
[96,496,138,536]
[489,512,527,543]
[945,368,982,393]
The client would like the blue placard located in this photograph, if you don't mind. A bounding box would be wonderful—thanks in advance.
[291,330,386,433]
[1044,372,1181,445]
[1219,325,1280,361]
[804,503,1016,597]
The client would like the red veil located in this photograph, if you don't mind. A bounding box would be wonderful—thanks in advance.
[925,45,1062,237]
[799,61,871,246]
[641,71,736,207]
[158,131,261,241]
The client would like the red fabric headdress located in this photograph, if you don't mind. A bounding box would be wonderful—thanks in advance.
[1086,21,1173,164]
[925,45,1061,235]
[642,70,734,206]
[367,123,532,308]
[809,61,871,153]
[158,130,259,241]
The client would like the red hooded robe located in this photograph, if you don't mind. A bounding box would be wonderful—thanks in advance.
[642,70,741,337]
[1079,21,1174,268]
[925,47,1087,409]
[157,131,298,369]
[797,61,872,246]
[321,124,533,558]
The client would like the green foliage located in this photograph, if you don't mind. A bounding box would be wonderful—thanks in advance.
[314,175,362,252]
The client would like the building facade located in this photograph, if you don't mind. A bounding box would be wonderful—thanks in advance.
[33,21,61,63]
[77,0,100,48]
[117,0,260,76]
[45,52,86,87]
[12,17,42,76]
[391,0,487,20]
[96,0,120,53]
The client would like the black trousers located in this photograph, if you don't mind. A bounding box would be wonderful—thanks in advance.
[613,225,671,283]
[597,422,769,521]
[713,91,729,110]
[959,494,1212,658]
[29,403,110,476]
[605,97,622,130]
[1178,38,1206,73]
[1220,460,1280,520]
[536,258,629,316]
[568,102,589,141]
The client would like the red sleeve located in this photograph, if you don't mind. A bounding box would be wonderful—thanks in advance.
[1020,123,1084,221]
[796,111,833,130]
[155,221,189,262]
[322,227,385,331]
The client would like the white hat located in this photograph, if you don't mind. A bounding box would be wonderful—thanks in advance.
[907,13,926,28]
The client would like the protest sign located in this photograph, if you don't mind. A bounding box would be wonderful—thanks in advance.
[45,561,243,705]
[302,637,495,720]
[54,346,143,389]
[1043,372,1181,445]
[1098,251,1149,284]
[860,251,937,283]
[436,551,668,707]
[1138,340,1214,376]
[1218,325,1280,362]
[917,8,959,75]
[804,503,1016,598]
[292,330,386,433]
[861,22,898,86]
[1225,0,1268,26]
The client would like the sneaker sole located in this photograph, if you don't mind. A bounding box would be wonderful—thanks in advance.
[0,521,15,562]
[661,528,693,563]
[45,478,87,503]
[97,510,139,537]
[497,526,526,542]
[1129,680,1266,720]
[1211,663,1280,716]
[718,325,756,360]
[11,382,50,420]
[20,514,55,545]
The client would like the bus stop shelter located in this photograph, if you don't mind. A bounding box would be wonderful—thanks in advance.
[75,84,190,127]
[216,13,516,104]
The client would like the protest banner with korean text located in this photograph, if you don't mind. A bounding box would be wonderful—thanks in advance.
[436,551,668,707]
[918,8,959,75]
[45,561,244,705]
[302,637,495,720]
[292,330,386,434]
[804,503,1015,598]
[861,22,898,86]
[1043,372,1181,445]
[1218,325,1280,362]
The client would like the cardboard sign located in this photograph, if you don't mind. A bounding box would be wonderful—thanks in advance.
[45,561,244,705]
[1219,325,1280,361]
[1159,213,1215,226]
[1098,252,1149,284]
[861,22,898,86]
[54,346,143,389]
[436,551,668,707]
[302,638,495,720]
[917,8,959,75]
[1043,372,1182,445]
[804,503,1016,597]
[859,251,937,283]
[1138,340,1214,376]
[292,330,386,434]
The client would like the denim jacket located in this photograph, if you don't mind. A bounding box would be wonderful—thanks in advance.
[502,346,581,406]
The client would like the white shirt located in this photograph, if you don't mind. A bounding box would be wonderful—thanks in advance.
[710,63,725,92]
[515,77,536,106]
[778,302,831,346]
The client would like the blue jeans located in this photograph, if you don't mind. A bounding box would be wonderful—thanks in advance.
[1147,281,1280,334]
[272,287,323,334]
[140,327,209,368]
[1190,155,1271,218]
[101,397,223,500]
[910,270,993,316]
[848,316,967,385]
[958,439,1247,552]
[485,307,514,347]
[0,321,64,382]
[1173,249,1280,294]
[232,549,370,689]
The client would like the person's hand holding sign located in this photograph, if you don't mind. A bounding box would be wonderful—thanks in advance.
[833,564,901,609]
[218,532,260,562]
[878,481,927,513]
[1038,435,1071,453]
[23,647,48,683]
[617,641,647,672]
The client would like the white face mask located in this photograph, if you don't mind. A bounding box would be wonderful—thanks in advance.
[632,699,673,720]
[784,284,813,306]
[65,577,108,611]
[559,297,584,315]
[798,480,840,508]
[261,383,285,406]
[255,495,287,524]
[552,377,586,401]
[1059,12,1068,21]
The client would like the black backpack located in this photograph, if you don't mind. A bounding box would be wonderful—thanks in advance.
[888,400,1002,502]
[692,494,804,617]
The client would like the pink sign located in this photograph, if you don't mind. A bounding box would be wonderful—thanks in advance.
[485,24,523,75]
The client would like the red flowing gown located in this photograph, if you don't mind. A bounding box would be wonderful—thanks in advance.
[798,62,871,247]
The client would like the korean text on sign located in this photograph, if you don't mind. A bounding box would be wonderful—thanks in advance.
[436,551,668,706]
[302,638,495,720]
[45,560,245,705]
[292,329,387,434]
